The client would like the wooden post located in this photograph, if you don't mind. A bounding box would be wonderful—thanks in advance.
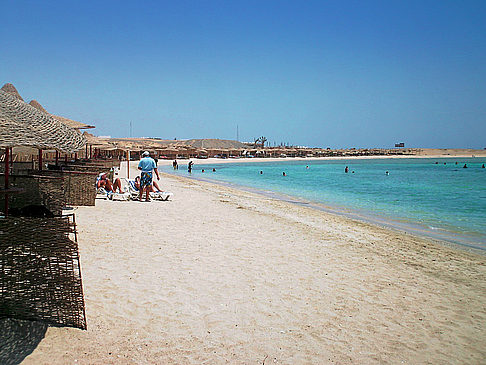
[4,148,9,216]
[38,149,43,171]
[90,145,92,159]
[127,150,130,179]
[55,150,59,166]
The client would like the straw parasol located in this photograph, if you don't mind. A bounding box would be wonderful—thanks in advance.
[29,99,95,130]
[0,83,24,102]
[0,90,86,153]
[1,89,86,215]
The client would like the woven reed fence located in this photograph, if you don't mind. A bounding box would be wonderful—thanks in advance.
[0,162,33,175]
[0,174,65,216]
[31,170,98,207]
[0,216,86,329]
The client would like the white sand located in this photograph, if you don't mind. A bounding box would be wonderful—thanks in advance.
[23,164,486,364]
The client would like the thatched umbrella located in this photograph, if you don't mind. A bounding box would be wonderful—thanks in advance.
[0,89,85,152]
[29,99,95,130]
[0,83,24,101]
[0,89,86,215]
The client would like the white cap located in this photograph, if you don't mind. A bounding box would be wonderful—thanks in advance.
[142,151,150,157]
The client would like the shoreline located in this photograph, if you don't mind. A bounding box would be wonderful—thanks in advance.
[163,171,486,253]
[147,154,486,253]
[151,154,486,166]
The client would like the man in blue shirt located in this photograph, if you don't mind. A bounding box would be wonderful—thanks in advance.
[137,151,160,201]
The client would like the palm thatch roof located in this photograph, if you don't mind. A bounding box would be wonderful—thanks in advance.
[29,100,95,130]
[1,83,24,101]
[51,114,95,130]
[0,90,86,153]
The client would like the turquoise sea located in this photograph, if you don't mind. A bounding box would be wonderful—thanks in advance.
[164,158,486,250]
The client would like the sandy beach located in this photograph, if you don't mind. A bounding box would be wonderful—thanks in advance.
[22,164,486,364]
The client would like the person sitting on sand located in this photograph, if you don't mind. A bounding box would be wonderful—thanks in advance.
[97,173,124,193]
[138,151,160,201]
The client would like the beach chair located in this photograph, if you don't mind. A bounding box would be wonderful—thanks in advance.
[96,174,131,201]
[124,178,173,201]
[96,186,111,200]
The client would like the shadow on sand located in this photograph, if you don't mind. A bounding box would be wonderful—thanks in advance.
[0,318,47,365]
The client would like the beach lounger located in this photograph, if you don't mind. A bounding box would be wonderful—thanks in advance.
[96,187,130,201]
[96,187,111,200]
[96,175,130,201]
[124,178,173,201]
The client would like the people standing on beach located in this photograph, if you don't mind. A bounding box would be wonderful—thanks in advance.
[345,166,349,173]
[173,159,178,170]
[137,151,160,201]
[188,160,194,173]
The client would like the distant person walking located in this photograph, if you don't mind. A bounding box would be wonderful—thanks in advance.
[188,160,194,173]
[138,151,160,201]
[173,159,178,170]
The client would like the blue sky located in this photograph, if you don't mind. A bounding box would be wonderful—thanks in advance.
[2,0,485,148]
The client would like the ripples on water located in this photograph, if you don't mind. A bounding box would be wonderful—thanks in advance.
[166,158,486,248]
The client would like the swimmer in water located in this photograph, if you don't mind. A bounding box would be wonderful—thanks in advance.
[345,166,349,173]
[463,164,467,168]
[283,172,286,176]
[385,171,389,176]
[260,171,263,174]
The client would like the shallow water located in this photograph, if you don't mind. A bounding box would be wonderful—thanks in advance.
[165,158,486,248]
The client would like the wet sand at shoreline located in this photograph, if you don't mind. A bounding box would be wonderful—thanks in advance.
[23,168,486,364]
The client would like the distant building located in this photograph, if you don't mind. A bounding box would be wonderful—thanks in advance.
[395,142,405,148]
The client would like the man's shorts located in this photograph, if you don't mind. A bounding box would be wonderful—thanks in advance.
[140,171,153,188]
